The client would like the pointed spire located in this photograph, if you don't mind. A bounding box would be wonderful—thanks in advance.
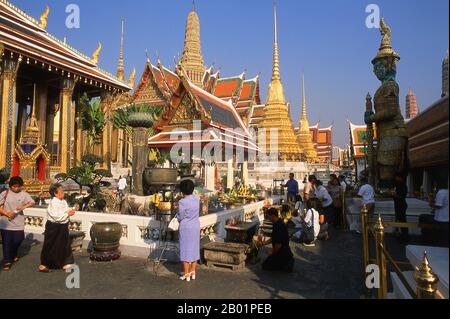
[180,3,206,86]
[301,73,307,119]
[117,17,125,81]
[297,73,318,163]
[266,0,285,105]
[272,0,281,82]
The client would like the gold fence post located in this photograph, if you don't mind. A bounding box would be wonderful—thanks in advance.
[374,216,387,299]
[361,205,370,270]
[414,252,439,299]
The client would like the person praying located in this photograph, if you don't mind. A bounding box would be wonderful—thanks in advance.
[260,208,294,273]
[177,179,201,282]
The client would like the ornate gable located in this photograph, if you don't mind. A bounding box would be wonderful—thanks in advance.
[168,93,202,127]
[131,63,167,106]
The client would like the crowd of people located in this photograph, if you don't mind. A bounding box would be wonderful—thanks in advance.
[1,172,448,279]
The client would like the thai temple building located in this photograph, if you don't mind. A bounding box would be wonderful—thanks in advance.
[296,75,318,163]
[405,89,419,120]
[308,123,333,164]
[348,121,377,179]
[0,0,131,194]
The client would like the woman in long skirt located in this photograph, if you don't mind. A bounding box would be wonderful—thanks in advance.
[177,179,200,282]
[39,184,76,273]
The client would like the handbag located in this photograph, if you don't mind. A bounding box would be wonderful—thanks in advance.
[168,217,180,232]
[301,209,316,244]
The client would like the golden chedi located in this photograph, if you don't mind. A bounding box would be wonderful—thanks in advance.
[180,4,206,87]
[259,1,303,162]
[297,75,318,163]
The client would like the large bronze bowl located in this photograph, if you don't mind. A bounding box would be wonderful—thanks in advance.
[90,222,122,262]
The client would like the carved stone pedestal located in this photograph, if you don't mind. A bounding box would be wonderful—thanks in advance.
[203,242,249,271]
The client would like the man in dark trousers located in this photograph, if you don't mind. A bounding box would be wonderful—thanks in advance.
[282,173,299,204]
[393,173,409,240]
[261,208,294,272]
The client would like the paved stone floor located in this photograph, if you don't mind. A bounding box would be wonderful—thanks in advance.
[0,229,367,299]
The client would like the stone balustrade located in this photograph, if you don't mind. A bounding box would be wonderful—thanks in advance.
[23,197,279,259]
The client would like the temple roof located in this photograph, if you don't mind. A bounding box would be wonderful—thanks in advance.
[349,121,377,159]
[0,0,130,91]
[188,80,249,133]
[149,67,257,151]
[213,73,245,100]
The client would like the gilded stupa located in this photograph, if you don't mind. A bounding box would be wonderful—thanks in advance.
[180,2,206,87]
[259,0,303,162]
[297,74,318,163]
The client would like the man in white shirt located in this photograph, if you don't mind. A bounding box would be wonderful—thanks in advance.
[420,181,449,245]
[314,181,334,224]
[117,176,127,198]
[339,175,347,192]
[357,177,375,214]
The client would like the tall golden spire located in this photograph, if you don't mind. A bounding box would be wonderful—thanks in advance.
[297,74,318,163]
[117,18,125,82]
[180,3,206,86]
[259,0,303,162]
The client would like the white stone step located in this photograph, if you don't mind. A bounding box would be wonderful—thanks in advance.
[391,271,415,299]
[406,245,449,299]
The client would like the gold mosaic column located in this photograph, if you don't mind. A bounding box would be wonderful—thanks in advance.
[0,55,21,168]
[60,78,76,173]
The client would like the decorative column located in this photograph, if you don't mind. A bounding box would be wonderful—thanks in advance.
[205,164,215,192]
[102,108,112,173]
[116,129,124,168]
[242,161,249,185]
[0,55,21,169]
[128,112,153,196]
[227,158,234,191]
[60,78,76,173]
[75,94,83,162]
[37,83,48,145]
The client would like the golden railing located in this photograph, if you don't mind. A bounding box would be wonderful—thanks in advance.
[361,205,444,299]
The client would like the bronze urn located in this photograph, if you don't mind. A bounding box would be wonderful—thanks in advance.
[90,222,122,262]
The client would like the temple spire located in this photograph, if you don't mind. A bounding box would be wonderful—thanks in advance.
[180,4,206,86]
[272,0,281,82]
[259,0,302,162]
[266,0,285,105]
[297,74,318,163]
[117,17,125,81]
[301,73,307,119]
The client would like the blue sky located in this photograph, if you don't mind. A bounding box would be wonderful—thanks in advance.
[12,0,449,147]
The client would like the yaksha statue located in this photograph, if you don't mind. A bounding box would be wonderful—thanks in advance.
[365,18,409,190]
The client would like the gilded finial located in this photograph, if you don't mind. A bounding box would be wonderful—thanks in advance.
[145,49,150,63]
[373,18,400,64]
[39,5,50,29]
[129,68,136,89]
[92,42,102,64]
[414,252,440,297]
